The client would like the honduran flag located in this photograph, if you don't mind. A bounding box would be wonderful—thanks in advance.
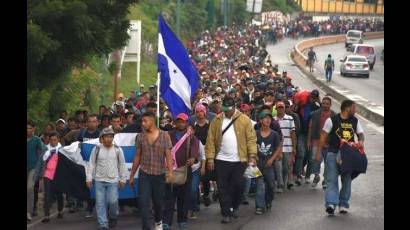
[55,133,139,200]
[158,15,200,117]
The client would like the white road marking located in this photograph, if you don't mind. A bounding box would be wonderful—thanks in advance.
[368,159,384,163]
[367,155,384,158]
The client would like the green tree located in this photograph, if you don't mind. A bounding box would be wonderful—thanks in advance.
[27,0,138,89]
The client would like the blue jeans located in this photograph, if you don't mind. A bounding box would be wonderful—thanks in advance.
[243,177,252,196]
[255,165,275,209]
[190,170,200,211]
[95,181,119,228]
[325,68,333,81]
[311,146,328,178]
[325,152,352,208]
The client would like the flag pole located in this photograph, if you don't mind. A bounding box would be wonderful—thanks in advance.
[157,72,160,127]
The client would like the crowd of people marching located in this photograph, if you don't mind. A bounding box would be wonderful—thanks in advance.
[28,20,369,230]
[261,17,384,44]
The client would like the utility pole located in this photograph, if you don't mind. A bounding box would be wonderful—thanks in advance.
[224,0,228,26]
[176,0,181,37]
[112,49,121,101]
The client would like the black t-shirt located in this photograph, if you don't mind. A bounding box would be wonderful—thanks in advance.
[256,129,280,168]
[328,114,358,153]
[77,128,100,142]
[194,122,210,145]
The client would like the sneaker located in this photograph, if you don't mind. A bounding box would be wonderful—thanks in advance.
[276,188,284,193]
[85,211,93,218]
[305,176,311,184]
[221,215,231,224]
[41,216,50,223]
[287,182,294,190]
[242,197,249,205]
[203,196,211,207]
[326,205,335,216]
[322,181,327,190]
[295,177,302,186]
[108,218,117,228]
[188,210,197,219]
[57,212,64,219]
[255,208,264,215]
[155,221,163,230]
[339,206,349,214]
[178,222,188,229]
[27,213,32,222]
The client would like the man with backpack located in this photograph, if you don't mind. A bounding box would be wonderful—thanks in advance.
[324,54,335,83]
[86,127,127,230]
[316,100,365,215]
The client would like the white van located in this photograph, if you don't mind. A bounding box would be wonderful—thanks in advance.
[352,44,376,70]
[345,30,364,49]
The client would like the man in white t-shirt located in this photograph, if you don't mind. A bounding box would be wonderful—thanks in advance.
[205,97,257,224]
[274,101,297,190]
[316,100,365,216]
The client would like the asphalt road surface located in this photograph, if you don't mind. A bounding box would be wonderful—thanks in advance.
[307,39,384,107]
[28,37,384,230]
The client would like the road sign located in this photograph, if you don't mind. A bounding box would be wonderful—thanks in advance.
[246,0,263,13]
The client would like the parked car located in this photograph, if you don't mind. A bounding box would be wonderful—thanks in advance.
[340,55,370,78]
[351,44,376,70]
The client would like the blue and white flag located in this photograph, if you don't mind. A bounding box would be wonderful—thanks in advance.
[158,15,199,117]
[59,133,139,199]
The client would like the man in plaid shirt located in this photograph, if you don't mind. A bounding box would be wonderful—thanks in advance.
[129,112,174,230]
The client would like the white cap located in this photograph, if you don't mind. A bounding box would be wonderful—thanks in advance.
[56,118,66,125]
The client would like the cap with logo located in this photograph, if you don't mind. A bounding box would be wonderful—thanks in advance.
[222,97,235,112]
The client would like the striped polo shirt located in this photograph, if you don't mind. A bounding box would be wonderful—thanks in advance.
[274,114,295,153]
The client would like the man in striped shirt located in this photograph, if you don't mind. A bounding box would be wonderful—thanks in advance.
[274,101,297,190]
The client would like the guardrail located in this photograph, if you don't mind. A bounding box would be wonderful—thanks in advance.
[291,31,384,125]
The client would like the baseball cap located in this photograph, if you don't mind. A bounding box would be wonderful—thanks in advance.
[56,118,66,125]
[222,96,235,112]
[175,113,189,121]
[199,98,209,105]
[100,127,115,137]
[311,89,319,98]
[140,84,145,88]
[258,111,273,119]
